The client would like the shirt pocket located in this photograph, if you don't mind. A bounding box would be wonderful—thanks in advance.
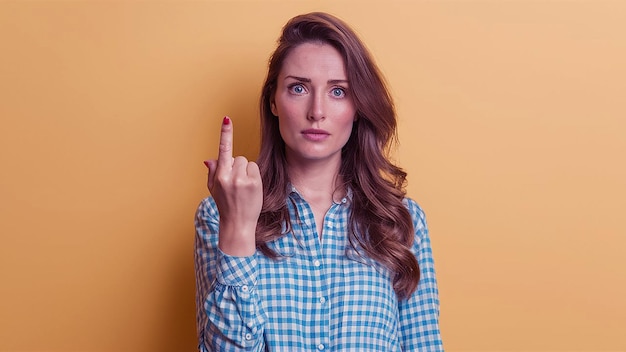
[344,247,392,278]
[265,233,301,257]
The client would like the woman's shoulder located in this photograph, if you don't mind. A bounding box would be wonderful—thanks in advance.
[402,197,428,233]
[403,197,426,219]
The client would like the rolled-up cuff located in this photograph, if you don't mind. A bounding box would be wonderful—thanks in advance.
[216,249,258,287]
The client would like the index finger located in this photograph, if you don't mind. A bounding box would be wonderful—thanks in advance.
[217,116,233,166]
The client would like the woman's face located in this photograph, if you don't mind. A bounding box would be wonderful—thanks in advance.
[271,42,356,168]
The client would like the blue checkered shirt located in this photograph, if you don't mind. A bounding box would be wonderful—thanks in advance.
[195,188,443,351]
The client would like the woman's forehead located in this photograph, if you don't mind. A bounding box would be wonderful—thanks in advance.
[279,43,347,81]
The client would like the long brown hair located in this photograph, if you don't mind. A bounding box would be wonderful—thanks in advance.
[256,12,419,299]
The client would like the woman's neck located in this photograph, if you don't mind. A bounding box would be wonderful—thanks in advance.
[287,157,345,205]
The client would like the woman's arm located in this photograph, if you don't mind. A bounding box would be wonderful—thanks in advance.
[195,197,266,352]
[398,199,444,351]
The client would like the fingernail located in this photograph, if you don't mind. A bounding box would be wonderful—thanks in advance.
[223,116,230,125]
[203,160,209,168]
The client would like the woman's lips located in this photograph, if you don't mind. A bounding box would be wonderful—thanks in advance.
[301,129,330,141]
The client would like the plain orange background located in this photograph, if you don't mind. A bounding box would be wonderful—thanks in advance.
[1,1,625,351]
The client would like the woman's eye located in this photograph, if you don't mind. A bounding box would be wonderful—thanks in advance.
[290,84,305,94]
[331,87,345,97]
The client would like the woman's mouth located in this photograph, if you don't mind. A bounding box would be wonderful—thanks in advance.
[301,129,330,141]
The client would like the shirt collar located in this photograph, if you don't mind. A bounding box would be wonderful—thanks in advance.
[288,183,352,206]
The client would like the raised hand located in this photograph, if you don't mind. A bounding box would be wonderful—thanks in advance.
[204,116,262,256]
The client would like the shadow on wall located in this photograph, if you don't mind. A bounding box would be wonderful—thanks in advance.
[141,74,260,352]
[205,66,263,163]
[152,225,197,351]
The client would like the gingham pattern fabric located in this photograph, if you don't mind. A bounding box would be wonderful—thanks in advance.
[195,188,443,351]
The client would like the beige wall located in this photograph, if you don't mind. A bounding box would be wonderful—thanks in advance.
[1,1,624,351]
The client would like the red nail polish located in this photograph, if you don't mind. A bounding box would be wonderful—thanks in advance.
[203,160,209,168]
[223,116,230,125]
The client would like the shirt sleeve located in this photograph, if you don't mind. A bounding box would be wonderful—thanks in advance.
[399,199,444,351]
[194,197,266,352]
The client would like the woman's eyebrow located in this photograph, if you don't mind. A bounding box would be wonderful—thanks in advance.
[285,75,311,82]
[284,75,349,84]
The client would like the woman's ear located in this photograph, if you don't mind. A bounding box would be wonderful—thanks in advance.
[269,91,278,116]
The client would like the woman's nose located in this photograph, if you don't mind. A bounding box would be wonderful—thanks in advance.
[307,93,325,121]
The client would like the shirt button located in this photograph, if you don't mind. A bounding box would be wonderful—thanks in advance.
[245,333,252,340]
[319,296,326,303]
[313,259,321,267]
[317,344,325,350]
[241,285,249,292]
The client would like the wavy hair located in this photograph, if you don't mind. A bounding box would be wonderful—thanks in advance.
[255,12,419,299]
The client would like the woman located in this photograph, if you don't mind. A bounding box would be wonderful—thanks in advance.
[195,12,443,351]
